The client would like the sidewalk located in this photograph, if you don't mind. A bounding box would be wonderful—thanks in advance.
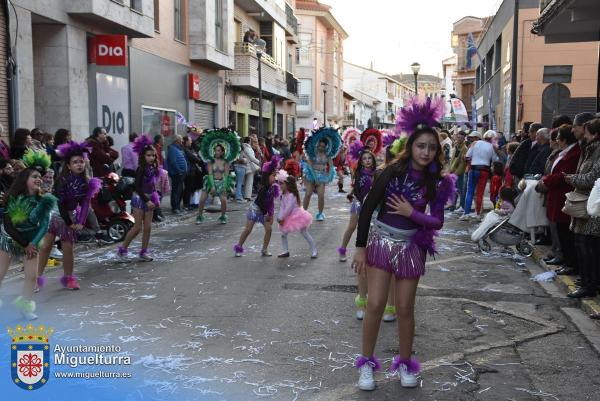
[532,245,600,318]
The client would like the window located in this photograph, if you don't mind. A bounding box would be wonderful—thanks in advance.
[131,0,143,12]
[494,36,502,71]
[153,0,159,32]
[141,106,178,145]
[297,33,312,65]
[215,0,224,51]
[543,65,573,83]
[298,79,312,110]
[174,0,185,42]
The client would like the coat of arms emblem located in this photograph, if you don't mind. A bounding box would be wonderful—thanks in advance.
[8,324,53,390]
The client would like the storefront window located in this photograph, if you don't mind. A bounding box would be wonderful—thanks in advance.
[142,106,177,145]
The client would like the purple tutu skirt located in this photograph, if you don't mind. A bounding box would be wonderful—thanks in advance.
[131,192,160,212]
[366,221,426,279]
[350,199,362,215]
[246,204,266,225]
[48,214,77,243]
[280,207,312,234]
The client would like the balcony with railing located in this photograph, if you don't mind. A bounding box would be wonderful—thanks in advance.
[235,0,287,29]
[286,71,299,102]
[230,42,289,99]
[285,3,299,42]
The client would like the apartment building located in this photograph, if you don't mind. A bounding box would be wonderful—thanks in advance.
[228,0,300,137]
[295,0,347,130]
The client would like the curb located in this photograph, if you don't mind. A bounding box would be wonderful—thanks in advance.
[531,246,600,318]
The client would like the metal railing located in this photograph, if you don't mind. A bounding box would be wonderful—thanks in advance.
[286,4,298,35]
[286,71,298,95]
[234,42,278,69]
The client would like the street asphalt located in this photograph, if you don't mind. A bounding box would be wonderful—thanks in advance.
[1,180,599,401]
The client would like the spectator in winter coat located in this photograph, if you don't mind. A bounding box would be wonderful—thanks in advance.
[120,133,139,178]
[182,136,205,209]
[509,122,540,181]
[166,135,189,214]
[9,128,32,160]
[525,128,551,176]
[87,127,119,177]
[449,130,468,211]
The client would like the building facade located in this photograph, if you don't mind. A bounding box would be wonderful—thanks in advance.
[450,16,489,115]
[7,0,154,151]
[344,62,414,129]
[393,73,443,99]
[227,0,299,138]
[295,0,347,130]
[474,0,598,134]
[441,54,457,97]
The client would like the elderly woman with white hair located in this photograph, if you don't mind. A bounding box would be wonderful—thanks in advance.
[460,130,500,221]
[524,127,552,176]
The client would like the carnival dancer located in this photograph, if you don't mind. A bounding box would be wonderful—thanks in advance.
[233,157,281,257]
[0,151,56,319]
[37,141,101,291]
[117,135,159,262]
[342,127,361,173]
[352,97,456,391]
[196,129,241,224]
[302,127,341,221]
[361,128,383,157]
[277,170,317,258]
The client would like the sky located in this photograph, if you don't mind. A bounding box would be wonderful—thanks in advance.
[324,0,502,77]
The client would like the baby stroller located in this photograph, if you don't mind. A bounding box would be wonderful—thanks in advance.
[471,212,534,257]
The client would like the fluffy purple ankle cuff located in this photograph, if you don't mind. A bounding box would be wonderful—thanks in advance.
[36,276,46,288]
[233,244,244,253]
[59,275,69,287]
[117,246,127,255]
[355,355,381,371]
[389,356,420,374]
[140,248,150,256]
[337,247,347,256]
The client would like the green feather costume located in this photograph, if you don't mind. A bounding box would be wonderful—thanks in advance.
[0,193,57,257]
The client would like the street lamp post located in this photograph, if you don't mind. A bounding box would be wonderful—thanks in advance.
[255,38,267,136]
[322,81,328,127]
[353,103,356,127]
[411,62,421,96]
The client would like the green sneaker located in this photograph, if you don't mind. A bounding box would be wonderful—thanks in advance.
[355,294,367,308]
[218,214,228,224]
[383,305,396,322]
[13,296,37,320]
[195,215,204,224]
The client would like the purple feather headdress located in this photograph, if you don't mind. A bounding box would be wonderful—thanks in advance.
[382,129,400,147]
[132,134,154,155]
[56,141,92,161]
[347,139,365,164]
[395,96,444,136]
[262,155,282,173]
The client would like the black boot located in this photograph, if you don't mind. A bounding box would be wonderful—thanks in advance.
[338,182,346,193]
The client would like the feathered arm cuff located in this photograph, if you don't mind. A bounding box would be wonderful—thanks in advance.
[76,178,101,225]
[29,194,57,225]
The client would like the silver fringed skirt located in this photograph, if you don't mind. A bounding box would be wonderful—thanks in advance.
[350,199,362,215]
[246,203,266,225]
[0,228,24,257]
[366,221,426,279]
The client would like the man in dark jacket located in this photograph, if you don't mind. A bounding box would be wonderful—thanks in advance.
[87,127,119,177]
[526,128,551,176]
[167,135,188,214]
[509,122,541,181]
[182,136,205,209]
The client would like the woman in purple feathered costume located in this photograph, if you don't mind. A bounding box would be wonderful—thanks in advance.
[233,156,281,257]
[117,135,159,262]
[37,141,102,291]
[352,96,456,391]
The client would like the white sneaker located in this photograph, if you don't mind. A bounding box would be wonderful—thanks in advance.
[235,251,243,257]
[50,246,63,260]
[453,207,464,215]
[357,364,375,391]
[356,309,365,320]
[383,313,396,322]
[399,364,418,388]
[459,213,472,221]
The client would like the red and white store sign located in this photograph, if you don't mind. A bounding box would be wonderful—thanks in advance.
[88,35,128,66]
[188,73,200,100]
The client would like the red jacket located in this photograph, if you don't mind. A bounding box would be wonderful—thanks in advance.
[490,174,503,204]
[542,144,581,223]
[87,138,119,177]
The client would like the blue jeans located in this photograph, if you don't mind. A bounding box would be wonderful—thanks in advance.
[234,165,246,200]
[464,169,480,215]
[169,174,185,211]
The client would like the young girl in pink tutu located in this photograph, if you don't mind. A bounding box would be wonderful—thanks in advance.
[276,170,317,258]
